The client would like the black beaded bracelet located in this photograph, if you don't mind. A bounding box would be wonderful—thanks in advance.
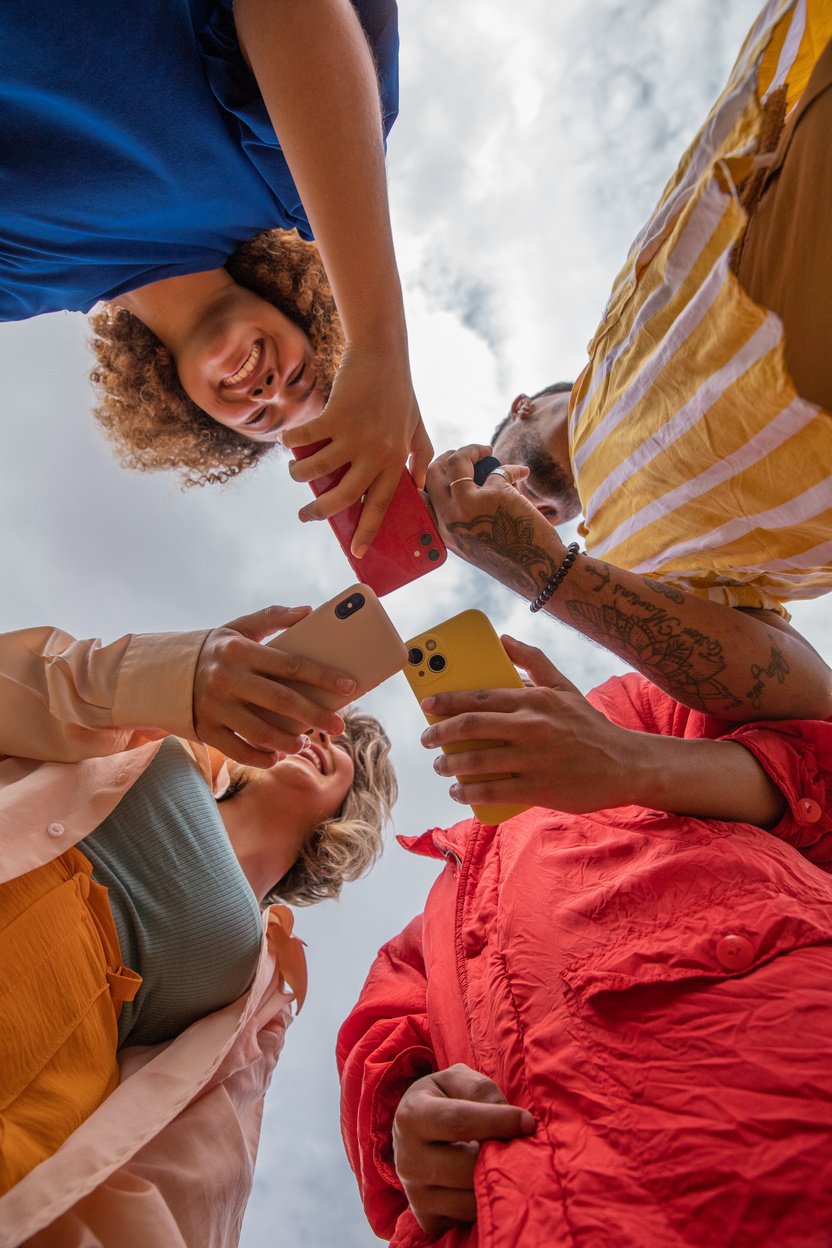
[530,542,582,613]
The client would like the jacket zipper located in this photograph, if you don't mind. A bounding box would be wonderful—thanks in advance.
[454,823,480,1054]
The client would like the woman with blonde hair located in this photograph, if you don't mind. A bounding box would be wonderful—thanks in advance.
[1,0,431,551]
[0,613,396,1244]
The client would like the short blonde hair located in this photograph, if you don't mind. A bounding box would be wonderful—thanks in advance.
[89,229,344,487]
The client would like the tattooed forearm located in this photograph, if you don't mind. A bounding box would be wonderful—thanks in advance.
[747,646,789,708]
[566,595,743,711]
[447,508,559,596]
[643,577,685,605]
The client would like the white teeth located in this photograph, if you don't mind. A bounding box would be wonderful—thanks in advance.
[221,341,261,387]
[300,747,324,774]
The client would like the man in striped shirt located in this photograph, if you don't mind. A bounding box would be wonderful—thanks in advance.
[450,0,832,724]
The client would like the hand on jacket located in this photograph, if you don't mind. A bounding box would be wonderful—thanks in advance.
[283,342,433,556]
[393,1064,535,1237]
[424,445,568,600]
[193,605,356,766]
[420,635,638,814]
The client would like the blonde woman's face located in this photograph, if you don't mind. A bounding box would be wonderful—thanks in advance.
[175,284,325,442]
[253,730,355,828]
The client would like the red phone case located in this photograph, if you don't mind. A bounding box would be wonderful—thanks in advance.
[293,441,447,597]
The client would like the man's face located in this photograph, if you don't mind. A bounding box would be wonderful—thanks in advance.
[491,392,581,525]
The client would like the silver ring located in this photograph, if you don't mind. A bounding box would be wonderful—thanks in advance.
[448,476,475,488]
[490,466,512,483]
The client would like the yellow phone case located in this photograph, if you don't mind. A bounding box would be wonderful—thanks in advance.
[404,609,527,825]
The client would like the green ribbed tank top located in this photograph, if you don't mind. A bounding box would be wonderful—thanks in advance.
[82,738,263,1047]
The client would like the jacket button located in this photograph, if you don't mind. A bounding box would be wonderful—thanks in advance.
[47,821,66,838]
[462,928,486,958]
[715,934,755,971]
[797,798,822,824]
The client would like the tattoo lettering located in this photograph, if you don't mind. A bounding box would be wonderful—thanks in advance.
[566,581,743,712]
[747,646,789,709]
[643,577,685,605]
[447,507,559,596]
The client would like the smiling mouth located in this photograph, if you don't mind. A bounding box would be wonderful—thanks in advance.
[295,741,329,776]
[221,340,263,389]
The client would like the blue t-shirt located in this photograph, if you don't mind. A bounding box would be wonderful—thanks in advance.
[0,0,399,319]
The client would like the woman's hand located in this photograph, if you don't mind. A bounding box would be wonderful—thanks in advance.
[282,340,433,556]
[425,446,566,598]
[420,636,638,814]
[193,605,356,766]
[393,1064,535,1237]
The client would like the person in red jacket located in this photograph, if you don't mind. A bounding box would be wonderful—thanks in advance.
[338,636,832,1248]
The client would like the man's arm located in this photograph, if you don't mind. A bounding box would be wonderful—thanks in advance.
[426,447,832,721]
[0,606,356,766]
[420,637,789,828]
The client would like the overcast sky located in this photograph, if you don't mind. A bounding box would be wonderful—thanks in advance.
[2,1,828,1244]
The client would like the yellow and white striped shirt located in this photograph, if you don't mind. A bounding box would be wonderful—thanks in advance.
[570,0,832,614]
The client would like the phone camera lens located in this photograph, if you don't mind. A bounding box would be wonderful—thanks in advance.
[427,548,441,562]
[408,647,424,666]
[419,532,433,546]
[425,639,436,651]
[428,654,447,673]
[335,592,365,620]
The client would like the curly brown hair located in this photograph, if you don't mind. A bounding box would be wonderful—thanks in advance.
[89,229,344,487]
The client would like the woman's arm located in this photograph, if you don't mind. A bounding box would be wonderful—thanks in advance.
[235,0,433,554]
[0,607,355,766]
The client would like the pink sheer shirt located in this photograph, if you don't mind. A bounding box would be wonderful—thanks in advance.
[0,626,307,1247]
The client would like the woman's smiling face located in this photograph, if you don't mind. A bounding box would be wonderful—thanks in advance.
[174,283,325,442]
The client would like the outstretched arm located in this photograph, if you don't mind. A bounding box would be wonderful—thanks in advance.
[236,0,433,553]
[426,446,832,721]
[0,606,355,766]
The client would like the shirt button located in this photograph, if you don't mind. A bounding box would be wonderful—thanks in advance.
[797,798,822,824]
[46,822,66,839]
[715,934,755,972]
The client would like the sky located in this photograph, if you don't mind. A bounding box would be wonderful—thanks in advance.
[2,1,829,1244]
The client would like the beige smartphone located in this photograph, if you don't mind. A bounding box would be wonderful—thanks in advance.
[404,609,528,825]
[266,583,407,730]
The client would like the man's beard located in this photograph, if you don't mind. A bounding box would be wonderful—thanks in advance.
[516,434,581,519]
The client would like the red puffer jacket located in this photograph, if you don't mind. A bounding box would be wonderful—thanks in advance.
[338,675,832,1248]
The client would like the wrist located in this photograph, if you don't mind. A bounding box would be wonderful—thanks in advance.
[609,727,667,810]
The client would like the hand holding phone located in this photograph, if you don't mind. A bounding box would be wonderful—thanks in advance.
[266,583,407,732]
[292,442,446,597]
[403,610,528,825]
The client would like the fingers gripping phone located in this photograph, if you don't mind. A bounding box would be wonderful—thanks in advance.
[266,583,407,732]
[292,441,446,597]
[404,609,528,825]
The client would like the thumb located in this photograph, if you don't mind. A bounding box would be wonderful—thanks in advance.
[408,417,434,490]
[501,635,580,695]
[223,604,311,643]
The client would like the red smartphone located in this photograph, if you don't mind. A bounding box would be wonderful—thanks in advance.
[292,441,446,597]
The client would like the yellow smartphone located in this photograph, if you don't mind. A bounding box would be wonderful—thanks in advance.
[404,609,527,825]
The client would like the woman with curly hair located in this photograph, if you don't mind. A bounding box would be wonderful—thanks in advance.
[2,0,432,549]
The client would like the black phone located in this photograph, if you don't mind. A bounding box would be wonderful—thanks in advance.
[473,456,502,486]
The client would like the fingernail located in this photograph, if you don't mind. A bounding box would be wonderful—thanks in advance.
[449,784,462,800]
[420,731,434,747]
[336,676,357,693]
[432,758,443,773]
[520,1111,536,1134]
[352,543,368,560]
[421,697,436,712]
[298,511,312,523]
[330,715,345,735]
